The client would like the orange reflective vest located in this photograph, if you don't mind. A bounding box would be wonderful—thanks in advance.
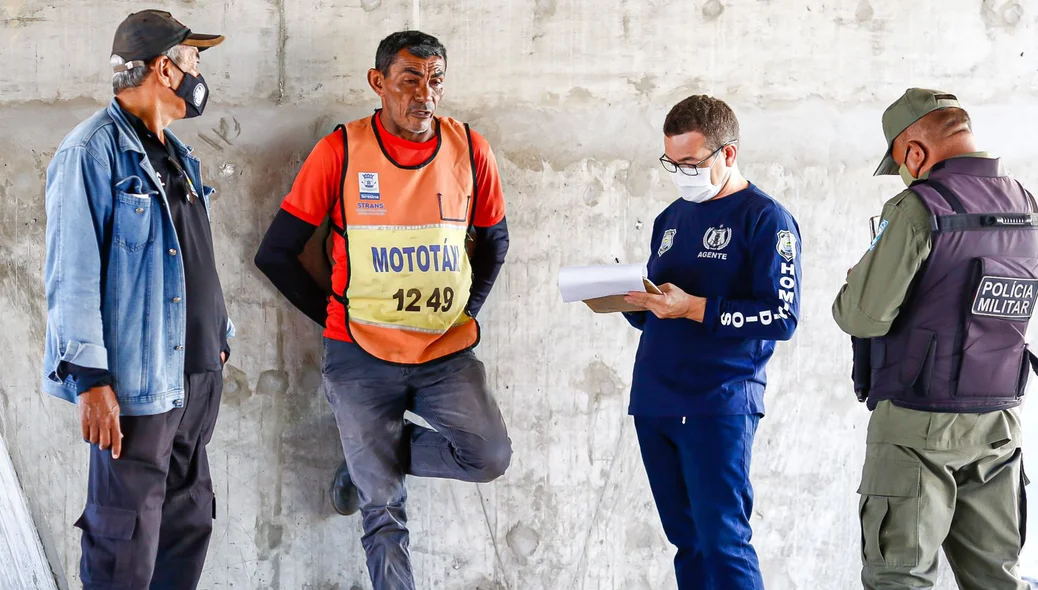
[333,114,479,364]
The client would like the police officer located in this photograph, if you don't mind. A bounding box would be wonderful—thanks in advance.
[41,10,230,589]
[834,88,1036,590]
[254,31,512,590]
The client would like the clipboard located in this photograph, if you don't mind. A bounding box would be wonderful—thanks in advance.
[582,278,663,313]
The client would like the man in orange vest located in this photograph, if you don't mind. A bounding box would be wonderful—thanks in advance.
[255,31,512,589]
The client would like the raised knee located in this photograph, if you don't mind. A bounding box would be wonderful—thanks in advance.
[472,439,512,482]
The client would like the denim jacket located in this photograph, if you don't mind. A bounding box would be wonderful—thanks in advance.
[42,99,234,416]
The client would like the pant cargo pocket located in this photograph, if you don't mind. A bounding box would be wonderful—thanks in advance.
[75,504,138,586]
[857,459,922,567]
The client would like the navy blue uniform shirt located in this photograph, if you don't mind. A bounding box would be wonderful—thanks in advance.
[626,183,802,416]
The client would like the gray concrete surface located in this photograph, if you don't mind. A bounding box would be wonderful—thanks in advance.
[0,435,58,590]
[1,0,1037,588]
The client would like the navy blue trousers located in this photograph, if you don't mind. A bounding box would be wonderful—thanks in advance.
[635,414,764,590]
[77,372,222,590]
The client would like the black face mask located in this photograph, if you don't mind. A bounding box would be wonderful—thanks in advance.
[171,61,209,119]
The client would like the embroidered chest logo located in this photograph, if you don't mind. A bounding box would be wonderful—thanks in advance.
[699,226,731,260]
[776,230,797,262]
[703,226,732,251]
[658,229,677,257]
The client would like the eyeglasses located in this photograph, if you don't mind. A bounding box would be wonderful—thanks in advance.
[160,137,199,204]
[659,140,738,176]
[165,155,199,203]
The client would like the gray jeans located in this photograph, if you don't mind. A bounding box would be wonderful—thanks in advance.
[322,338,512,590]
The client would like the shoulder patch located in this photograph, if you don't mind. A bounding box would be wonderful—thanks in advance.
[658,229,676,257]
[776,230,797,262]
[868,219,889,251]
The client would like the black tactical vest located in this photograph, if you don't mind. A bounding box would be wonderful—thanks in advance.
[867,157,1038,412]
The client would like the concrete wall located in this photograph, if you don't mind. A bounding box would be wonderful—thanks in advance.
[0,435,58,590]
[1,0,1037,588]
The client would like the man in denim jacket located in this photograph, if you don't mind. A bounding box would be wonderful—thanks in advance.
[41,10,231,589]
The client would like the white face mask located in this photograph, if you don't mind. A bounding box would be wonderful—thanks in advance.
[670,155,729,203]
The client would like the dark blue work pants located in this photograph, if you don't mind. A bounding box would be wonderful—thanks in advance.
[635,414,764,590]
[78,371,222,589]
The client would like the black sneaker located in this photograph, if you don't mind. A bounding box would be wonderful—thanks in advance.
[330,460,360,516]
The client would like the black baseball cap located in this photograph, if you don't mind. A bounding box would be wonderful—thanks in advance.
[111,10,224,72]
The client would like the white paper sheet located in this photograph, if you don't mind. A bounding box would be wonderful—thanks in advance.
[558,264,650,303]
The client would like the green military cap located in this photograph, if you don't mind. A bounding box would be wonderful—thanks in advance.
[874,88,962,176]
